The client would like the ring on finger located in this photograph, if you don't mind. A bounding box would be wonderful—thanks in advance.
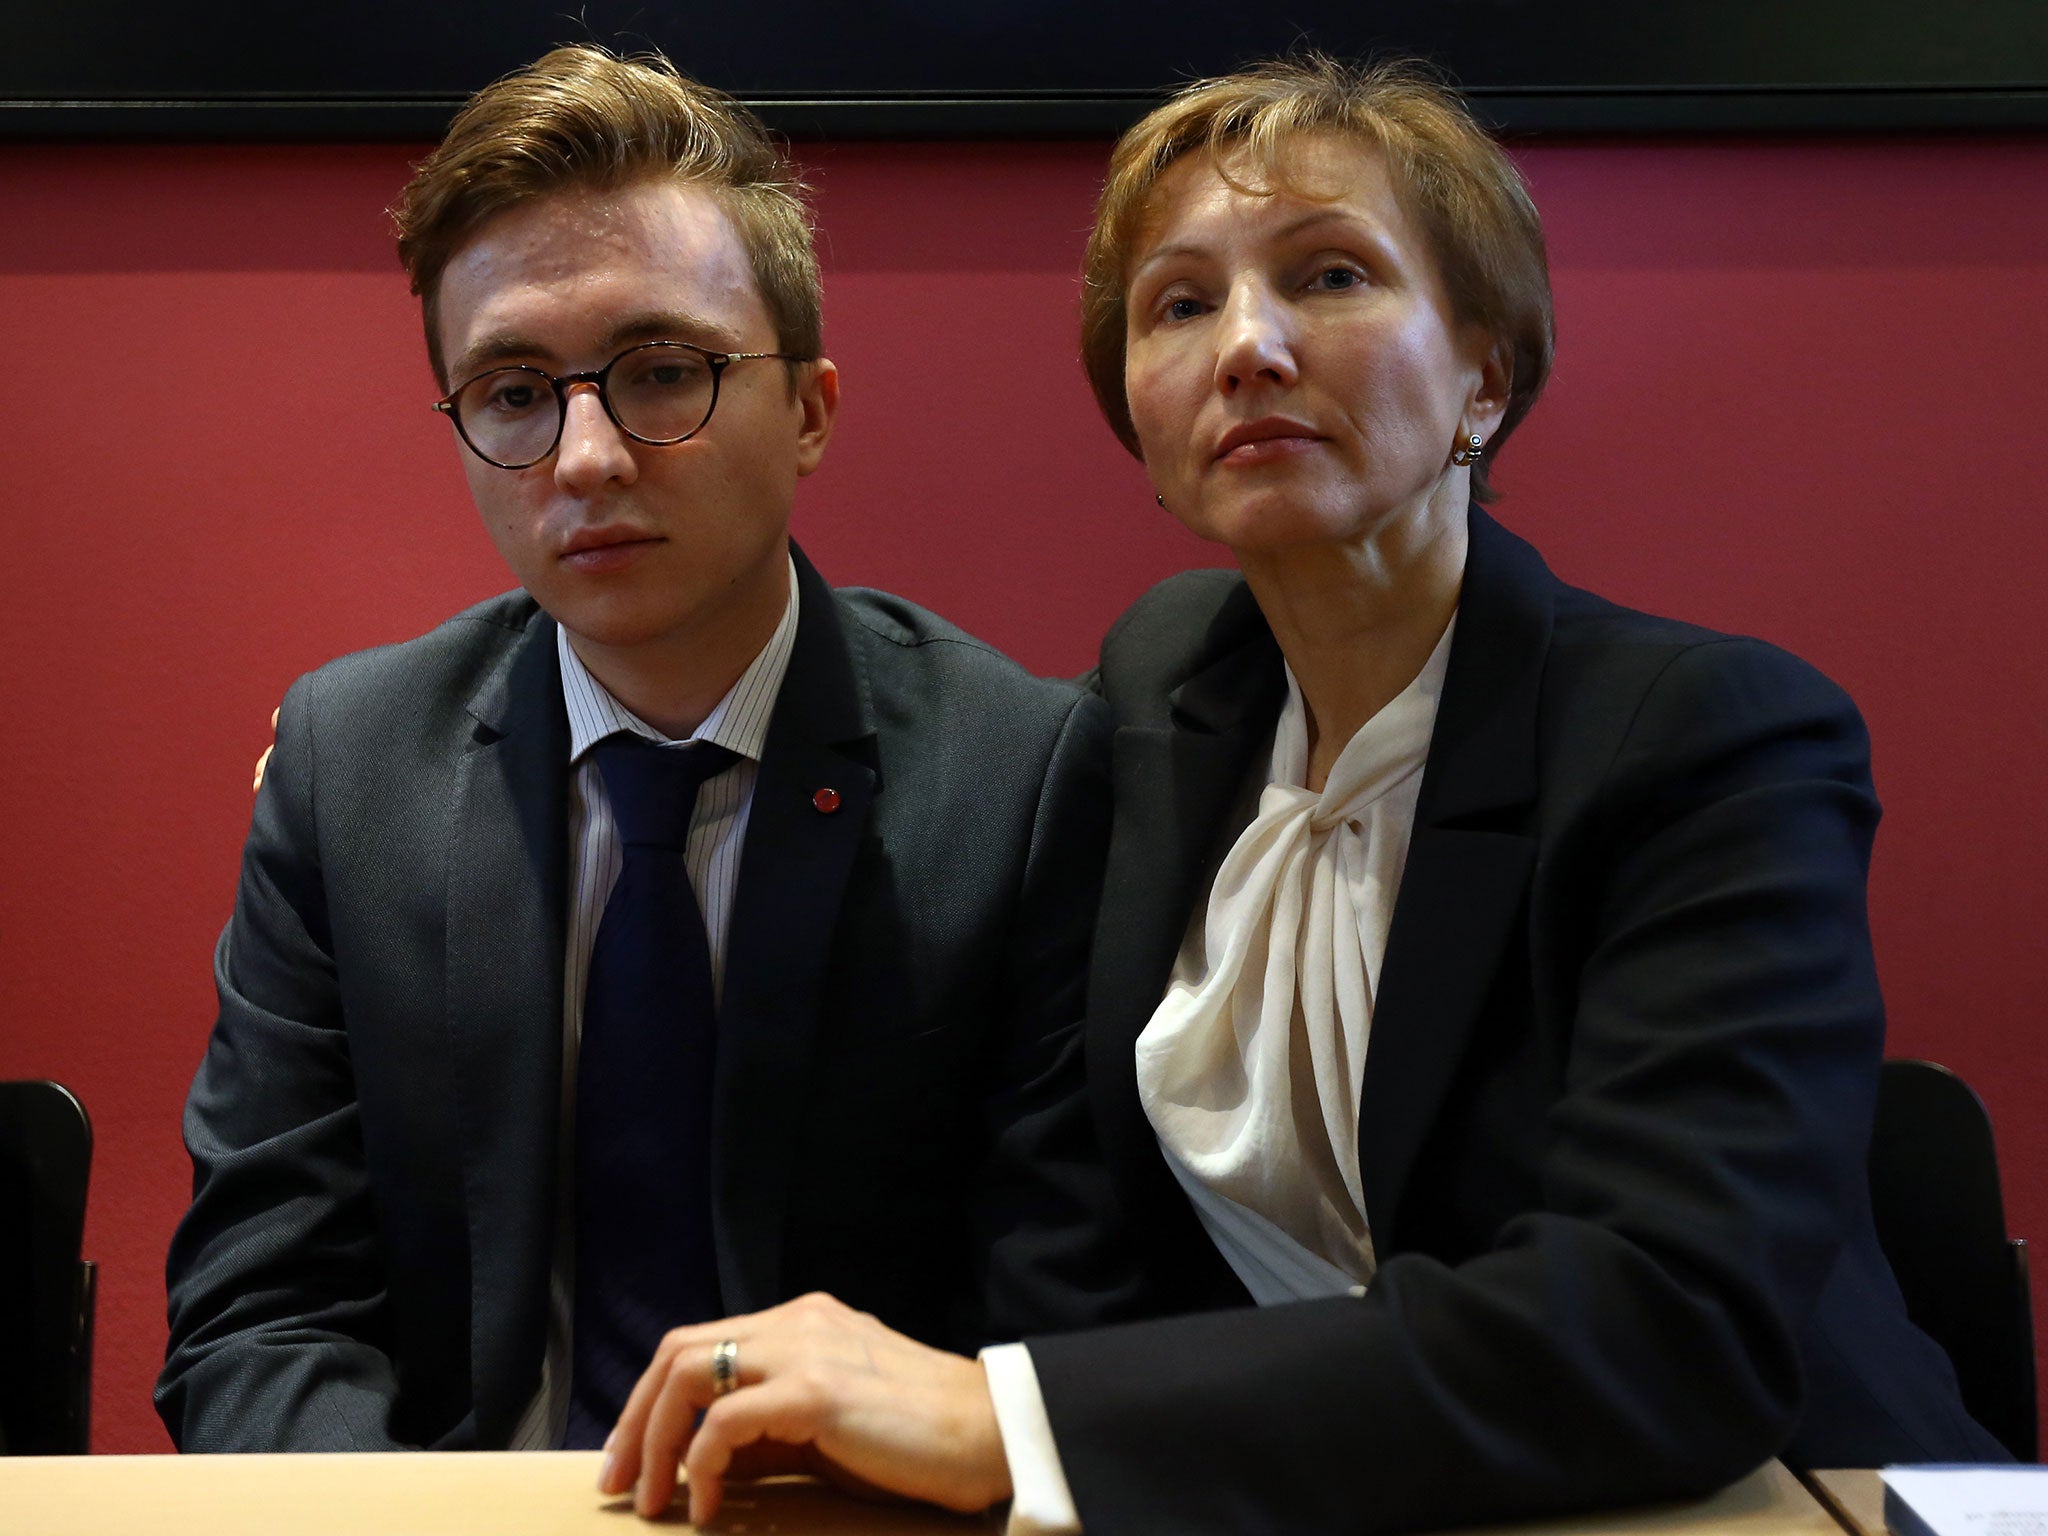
[710,1338,740,1397]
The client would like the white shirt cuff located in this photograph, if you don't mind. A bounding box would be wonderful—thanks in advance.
[979,1342,1083,1536]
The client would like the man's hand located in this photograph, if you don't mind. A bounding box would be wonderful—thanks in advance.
[253,707,280,792]
[598,1292,1013,1525]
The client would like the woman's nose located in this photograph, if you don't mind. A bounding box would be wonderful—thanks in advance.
[1213,284,1299,394]
[553,382,638,493]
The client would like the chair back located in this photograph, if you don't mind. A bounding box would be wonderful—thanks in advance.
[0,1079,95,1455]
[1869,1059,2036,1461]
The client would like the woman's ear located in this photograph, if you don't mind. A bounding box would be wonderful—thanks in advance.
[1468,336,1513,439]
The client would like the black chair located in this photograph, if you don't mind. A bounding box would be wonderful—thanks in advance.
[1869,1059,2037,1462]
[0,1080,95,1455]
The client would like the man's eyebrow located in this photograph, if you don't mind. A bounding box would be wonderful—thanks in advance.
[448,333,554,381]
[448,311,748,381]
[598,311,747,354]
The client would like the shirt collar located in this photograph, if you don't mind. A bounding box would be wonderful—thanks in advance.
[557,553,800,765]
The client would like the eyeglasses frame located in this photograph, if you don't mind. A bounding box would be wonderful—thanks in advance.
[432,340,805,470]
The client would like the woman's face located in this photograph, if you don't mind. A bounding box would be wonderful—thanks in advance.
[1123,134,1506,559]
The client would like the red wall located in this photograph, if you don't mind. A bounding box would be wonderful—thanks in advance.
[2,134,2044,1455]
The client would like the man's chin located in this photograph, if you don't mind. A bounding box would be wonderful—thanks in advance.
[549,609,696,657]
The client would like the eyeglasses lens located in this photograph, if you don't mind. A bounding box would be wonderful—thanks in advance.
[454,369,558,468]
[607,345,716,443]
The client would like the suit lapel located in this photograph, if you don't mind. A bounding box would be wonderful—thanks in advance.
[444,610,570,1447]
[712,550,876,1313]
[1091,587,1285,1263]
[1356,510,1553,1247]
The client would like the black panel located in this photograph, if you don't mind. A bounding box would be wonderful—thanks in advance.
[4,0,2046,137]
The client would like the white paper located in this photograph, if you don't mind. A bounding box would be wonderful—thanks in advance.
[1882,1467,2048,1536]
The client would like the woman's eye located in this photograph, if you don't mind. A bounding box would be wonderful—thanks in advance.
[1162,295,1203,322]
[1313,266,1362,292]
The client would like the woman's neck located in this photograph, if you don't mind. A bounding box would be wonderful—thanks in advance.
[1239,503,1466,792]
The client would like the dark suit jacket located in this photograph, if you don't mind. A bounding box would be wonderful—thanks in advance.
[1031,509,2003,1535]
[158,548,1126,1452]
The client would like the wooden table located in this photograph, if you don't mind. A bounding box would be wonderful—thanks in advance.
[1803,1469,1886,1536]
[0,1453,993,1535]
[0,1452,1849,1535]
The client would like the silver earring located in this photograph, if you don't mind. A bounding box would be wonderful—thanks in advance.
[1451,433,1485,466]
[1155,492,1167,507]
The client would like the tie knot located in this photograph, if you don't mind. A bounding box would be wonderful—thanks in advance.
[592,735,738,850]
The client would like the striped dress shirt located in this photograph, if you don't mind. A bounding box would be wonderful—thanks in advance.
[509,556,800,1449]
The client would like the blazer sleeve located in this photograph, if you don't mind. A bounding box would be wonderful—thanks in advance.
[156,674,410,1452]
[1029,638,1892,1533]
[969,687,1149,1344]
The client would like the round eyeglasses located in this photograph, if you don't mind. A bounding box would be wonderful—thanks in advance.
[433,341,802,470]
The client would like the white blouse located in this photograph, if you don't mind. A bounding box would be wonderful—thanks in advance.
[1135,618,1453,1302]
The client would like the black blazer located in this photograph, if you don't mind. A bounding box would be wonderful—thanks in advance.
[1032,510,2003,1535]
[158,548,1126,1452]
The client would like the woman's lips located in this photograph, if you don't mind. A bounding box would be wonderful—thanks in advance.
[1213,419,1325,467]
[1216,434,1322,467]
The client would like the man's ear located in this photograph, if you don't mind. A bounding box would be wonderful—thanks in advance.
[794,358,839,477]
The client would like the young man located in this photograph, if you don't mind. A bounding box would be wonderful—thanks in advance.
[158,46,1120,1454]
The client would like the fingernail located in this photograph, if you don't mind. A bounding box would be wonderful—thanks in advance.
[598,1452,617,1491]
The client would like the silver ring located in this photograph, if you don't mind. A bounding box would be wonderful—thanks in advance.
[710,1338,740,1397]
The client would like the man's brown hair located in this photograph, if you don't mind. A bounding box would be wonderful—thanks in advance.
[1080,55,1553,501]
[393,44,821,387]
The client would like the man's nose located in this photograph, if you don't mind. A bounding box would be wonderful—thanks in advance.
[553,382,637,492]
[1213,283,1299,394]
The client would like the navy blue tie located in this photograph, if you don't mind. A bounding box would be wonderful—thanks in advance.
[564,734,737,1448]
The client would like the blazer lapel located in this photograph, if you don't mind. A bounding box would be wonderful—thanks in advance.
[712,549,877,1313]
[1356,510,1553,1246]
[445,612,569,1446]
[1090,586,1285,1257]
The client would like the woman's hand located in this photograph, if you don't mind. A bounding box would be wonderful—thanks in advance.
[597,1292,1014,1525]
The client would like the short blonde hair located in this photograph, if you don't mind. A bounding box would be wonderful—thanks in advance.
[1081,55,1553,501]
[393,45,821,387]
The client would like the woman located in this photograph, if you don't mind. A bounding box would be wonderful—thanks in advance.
[601,56,2004,1532]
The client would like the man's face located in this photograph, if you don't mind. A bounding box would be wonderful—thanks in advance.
[434,179,836,676]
